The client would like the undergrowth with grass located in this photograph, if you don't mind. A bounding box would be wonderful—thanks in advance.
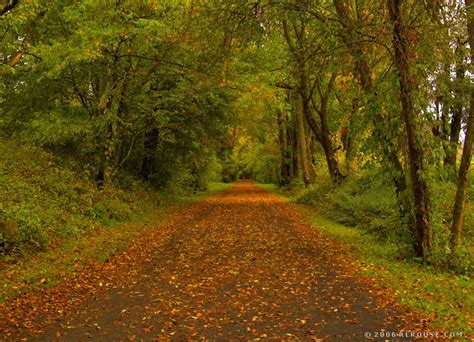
[0,140,231,301]
[294,171,474,274]
[0,141,154,257]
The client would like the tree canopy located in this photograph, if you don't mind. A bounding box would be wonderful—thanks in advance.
[1,0,473,267]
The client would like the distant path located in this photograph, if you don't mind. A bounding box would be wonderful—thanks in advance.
[1,182,419,340]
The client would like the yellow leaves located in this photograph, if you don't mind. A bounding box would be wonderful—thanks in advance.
[337,73,353,92]
[338,82,349,92]
[191,312,204,319]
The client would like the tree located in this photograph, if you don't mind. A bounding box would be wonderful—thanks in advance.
[0,0,236,190]
[388,0,432,258]
[332,0,411,220]
[451,0,474,251]
[280,9,343,184]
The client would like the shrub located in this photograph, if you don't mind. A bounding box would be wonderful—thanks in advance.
[0,205,47,255]
[296,173,408,244]
[294,169,474,275]
[0,140,160,257]
[87,199,133,227]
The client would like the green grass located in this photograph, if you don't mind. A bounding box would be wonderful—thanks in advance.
[0,181,231,302]
[257,183,298,202]
[256,183,280,193]
[0,140,163,255]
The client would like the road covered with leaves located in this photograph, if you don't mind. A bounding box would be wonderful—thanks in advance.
[1,182,423,340]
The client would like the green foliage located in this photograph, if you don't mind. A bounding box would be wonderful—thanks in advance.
[1,0,236,196]
[293,170,474,275]
[428,179,474,274]
[0,140,154,257]
[0,205,46,253]
[297,173,406,243]
[222,161,240,183]
[87,199,133,227]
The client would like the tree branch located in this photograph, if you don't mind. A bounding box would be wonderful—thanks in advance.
[0,0,20,17]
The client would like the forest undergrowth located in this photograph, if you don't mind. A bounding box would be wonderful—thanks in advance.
[0,139,230,302]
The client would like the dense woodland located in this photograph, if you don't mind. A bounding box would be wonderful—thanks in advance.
[0,0,473,276]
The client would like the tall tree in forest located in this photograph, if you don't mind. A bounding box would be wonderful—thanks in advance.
[425,2,467,180]
[332,0,411,221]
[442,44,467,176]
[451,0,474,251]
[0,0,236,190]
[281,12,343,184]
[388,0,432,258]
[277,109,291,185]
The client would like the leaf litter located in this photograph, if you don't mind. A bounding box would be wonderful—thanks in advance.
[0,182,427,340]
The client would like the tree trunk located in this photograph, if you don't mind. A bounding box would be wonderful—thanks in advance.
[444,57,465,175]
[450,0,474,250]
[282,20,315,187]
[0,0,19,17]
[318,90,344,184]
[300,76,343,183]
[388,0,432,258]
[320,133,342,184]
[293,92,314,187]
[96,121,113,189]
[96,158,106,189]
[277,110,291,185]
[141,126,160,181]
[290,126,299,180]
[303,110,317,181]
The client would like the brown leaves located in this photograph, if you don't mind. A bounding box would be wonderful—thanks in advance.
[0,182,427,340]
